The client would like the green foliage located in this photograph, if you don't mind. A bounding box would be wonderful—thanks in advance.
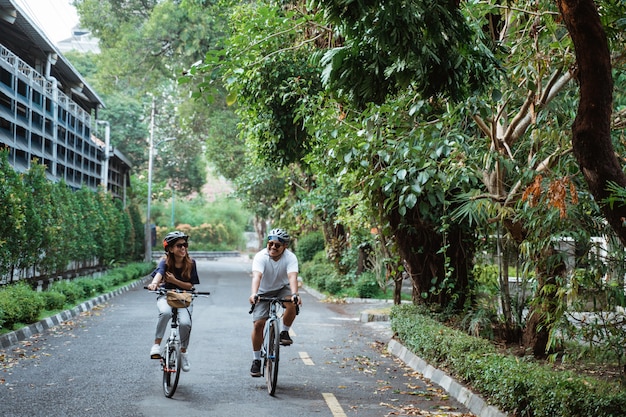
[312,0,498,106]
[48,281,83,306]
[0,282,44,330]
[41,291,66,311]
[295,231,325,263]
[324,273,346,294]
[0,151,27,276]
[355,271,379,298]
[0,262,153,332]
[300,255,335,292]
[0,148,144,276]
[151,196,250,250]
[232,166,288,223]
[391,304,626,416]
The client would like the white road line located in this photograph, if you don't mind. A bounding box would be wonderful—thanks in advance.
[298,351,314,365]
[322,393,347,417]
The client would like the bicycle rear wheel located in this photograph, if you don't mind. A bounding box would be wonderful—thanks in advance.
[162,343,182,398]
[265,319,280,395]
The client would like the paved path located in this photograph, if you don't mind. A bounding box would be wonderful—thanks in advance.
[0,257,506,416]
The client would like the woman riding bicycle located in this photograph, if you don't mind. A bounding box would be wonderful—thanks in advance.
[248,228,302,377]
[147,231,200,372]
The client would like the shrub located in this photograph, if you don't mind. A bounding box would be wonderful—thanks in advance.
[106,272,126,286]
[0,262,153,332]
[390,304,626,417]
[49,281,83,305]
[75,278,99,298]
[0,282,45,329]
[41,290,66,310]
[301,259,335,292]
[295,231,325,263]
[356,272,379,298]
[324,273,344,294]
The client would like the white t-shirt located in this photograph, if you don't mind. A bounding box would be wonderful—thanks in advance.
[252,248,299,293]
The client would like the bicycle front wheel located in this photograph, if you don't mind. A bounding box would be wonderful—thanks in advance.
[162,343,182,398]
[265,319,280,395]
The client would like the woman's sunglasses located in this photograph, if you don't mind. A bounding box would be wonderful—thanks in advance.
[174,242,188,248]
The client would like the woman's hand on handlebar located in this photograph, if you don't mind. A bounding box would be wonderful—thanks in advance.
[147,281,159,291]
[249,293,259,305]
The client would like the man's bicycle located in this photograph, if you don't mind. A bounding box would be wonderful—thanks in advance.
[145,287,210,398]
[249,295,299,396]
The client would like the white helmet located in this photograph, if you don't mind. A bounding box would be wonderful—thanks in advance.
[267,228,290,244]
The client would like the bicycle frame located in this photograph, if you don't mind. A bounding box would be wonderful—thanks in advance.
[146,287,210,398]
[249,296,299,396]
[161,307,181,398]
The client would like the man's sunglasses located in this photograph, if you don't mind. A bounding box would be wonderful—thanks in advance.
[267,241,283,249]
[174,242,188,248]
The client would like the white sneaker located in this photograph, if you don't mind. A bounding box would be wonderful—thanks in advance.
[150,344,161,359]
[181,352,190,372]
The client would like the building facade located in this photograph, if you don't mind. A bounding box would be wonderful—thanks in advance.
[0,0,131,201]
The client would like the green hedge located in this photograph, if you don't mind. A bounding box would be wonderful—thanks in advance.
[0,262,154,333]
[390,304,626,417]
[0,282,45,329]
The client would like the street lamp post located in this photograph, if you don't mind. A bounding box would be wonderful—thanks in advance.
[144,116,177,262]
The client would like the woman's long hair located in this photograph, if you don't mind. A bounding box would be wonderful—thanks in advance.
[165,251,194,281]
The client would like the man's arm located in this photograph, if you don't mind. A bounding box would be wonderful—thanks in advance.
[287,271,301,304]
[249,270,262,304]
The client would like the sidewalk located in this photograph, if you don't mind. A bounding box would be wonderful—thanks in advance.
[305,286,508,417]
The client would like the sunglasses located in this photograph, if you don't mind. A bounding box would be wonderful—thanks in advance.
[174,242,188,249]
[267,241,283,249]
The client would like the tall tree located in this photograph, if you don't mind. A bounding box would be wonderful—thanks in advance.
[556,0,626,245]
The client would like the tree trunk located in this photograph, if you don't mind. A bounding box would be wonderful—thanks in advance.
[557,0,626,245]
[388,204,474,310]
[253,215,266,251]
[522,246,567,357]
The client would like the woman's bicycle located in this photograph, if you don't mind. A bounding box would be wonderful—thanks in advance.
[145,287,210,398]
[249,295,299,396]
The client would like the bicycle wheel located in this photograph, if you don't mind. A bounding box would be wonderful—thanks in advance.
[265,319,280,395]
[162,343,182,398]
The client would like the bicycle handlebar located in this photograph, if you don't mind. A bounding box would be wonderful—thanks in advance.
[144,286,211,296]
[248,295,300,315]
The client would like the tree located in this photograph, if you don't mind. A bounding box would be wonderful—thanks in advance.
[556,0,626,246]
[73,0,237,199]
[0,151,27,279]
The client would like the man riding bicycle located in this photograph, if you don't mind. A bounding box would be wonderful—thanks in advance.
[248,228,301,377]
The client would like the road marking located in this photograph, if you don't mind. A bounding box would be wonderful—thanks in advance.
[322,393,347,417]
[299,351,314,365]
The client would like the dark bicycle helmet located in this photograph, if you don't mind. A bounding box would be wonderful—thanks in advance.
[163,231,189,251]
[267,228,290,244]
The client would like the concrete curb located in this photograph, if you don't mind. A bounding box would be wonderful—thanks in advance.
[0,276,150,349]
[387,339,508,417]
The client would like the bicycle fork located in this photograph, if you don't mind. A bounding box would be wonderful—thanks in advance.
[161,325,179,373]
[264,319,277,360]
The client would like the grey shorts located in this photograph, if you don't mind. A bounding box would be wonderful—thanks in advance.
[251,286,292,322]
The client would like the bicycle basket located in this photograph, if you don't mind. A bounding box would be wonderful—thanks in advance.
[166,290,192,308]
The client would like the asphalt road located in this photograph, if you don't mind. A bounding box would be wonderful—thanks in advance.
[0,257,474,417]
